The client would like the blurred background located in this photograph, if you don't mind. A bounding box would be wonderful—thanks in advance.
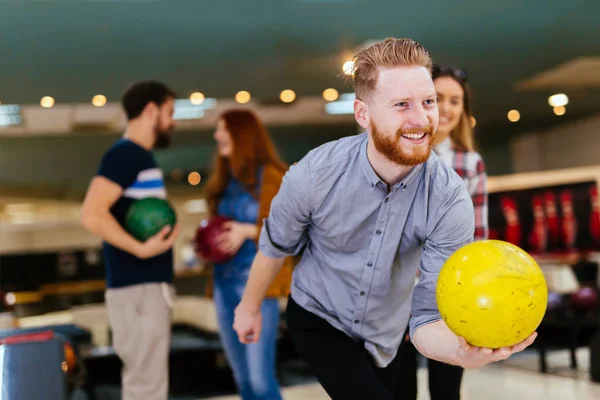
[1,1,600,399]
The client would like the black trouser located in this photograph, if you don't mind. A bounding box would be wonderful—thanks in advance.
[286,296,404,400]
[394,327,464,400]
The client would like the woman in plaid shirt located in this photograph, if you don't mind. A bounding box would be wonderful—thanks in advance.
[430,65,488,242]
[395,65,489,400]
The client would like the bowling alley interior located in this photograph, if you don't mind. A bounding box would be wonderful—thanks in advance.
[2,2,600,400]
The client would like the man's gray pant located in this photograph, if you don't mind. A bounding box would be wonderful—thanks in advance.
[105,282,174,400]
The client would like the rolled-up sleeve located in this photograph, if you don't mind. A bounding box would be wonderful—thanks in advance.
[259,159,312,259]
[409,184,475,338]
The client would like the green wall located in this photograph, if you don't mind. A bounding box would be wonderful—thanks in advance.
[479,143,513,176]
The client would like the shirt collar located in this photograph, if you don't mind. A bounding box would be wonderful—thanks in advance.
[359,135,381,187]
[359,133,424,191]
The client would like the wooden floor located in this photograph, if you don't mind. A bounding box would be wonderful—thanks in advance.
[207,351,600,400]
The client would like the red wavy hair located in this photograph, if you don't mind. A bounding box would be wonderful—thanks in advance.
[205,109,288,215]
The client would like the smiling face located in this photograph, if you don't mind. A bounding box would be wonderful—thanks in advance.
[213,118,233,157]
[434,76,465,139]
[357,65,438,166]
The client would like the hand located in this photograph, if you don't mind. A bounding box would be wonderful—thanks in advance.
[136,224,181,259]
[457,332,537,369]
[215,221,253,255]
[233,302,262,344]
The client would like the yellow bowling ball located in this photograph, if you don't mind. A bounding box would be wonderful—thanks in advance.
[436,240,548,349]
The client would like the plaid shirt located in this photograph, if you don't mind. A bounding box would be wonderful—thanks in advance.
[433,138,488,241]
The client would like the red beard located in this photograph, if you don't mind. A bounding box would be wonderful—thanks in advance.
[370,120,433,166]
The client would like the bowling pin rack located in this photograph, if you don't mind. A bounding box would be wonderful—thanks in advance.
[487,164,600,289]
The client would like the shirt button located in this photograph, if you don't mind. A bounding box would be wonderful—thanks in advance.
[367,262,373,267]
[354,320,360,324]
[360,291,366,296]
[402,184,407,191]
[384,198,389,203]
[371,183,375,188]
[376,230,381,235]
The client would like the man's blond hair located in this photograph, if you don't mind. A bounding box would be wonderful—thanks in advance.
[352,38,432,101]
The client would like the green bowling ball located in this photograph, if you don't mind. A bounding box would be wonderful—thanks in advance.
[125,197,177,241]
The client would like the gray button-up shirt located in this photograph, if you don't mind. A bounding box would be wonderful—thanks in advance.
[259,132,474,367]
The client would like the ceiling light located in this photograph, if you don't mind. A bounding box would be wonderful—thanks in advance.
[548,94,568,107]
[190,92,205,105]
[40,96,55,108]
[280,90,296,103]
[342,60,355,76]
[322,88,339,102]
[553,106,566,116]
[235,91,251,104]
[188,172,201,186]
[507,110,520,122]
[92,94,107,107]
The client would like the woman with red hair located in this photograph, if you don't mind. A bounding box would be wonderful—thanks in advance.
[203,109,292,400]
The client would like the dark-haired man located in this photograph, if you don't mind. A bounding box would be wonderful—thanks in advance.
[81,80,180,400]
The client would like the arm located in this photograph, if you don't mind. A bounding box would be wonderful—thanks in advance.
[233,166,289,312]
[81,146,178,259]
[235,160,312,342]
[81,176,145,257]
[410,182,536,368]
[242,224,259,240]
[470,157,488,241]
[238,251,286,314]
[411,316,462,365]
[412,313,537,369]
[242,161,311,308]
[409,183,474,365]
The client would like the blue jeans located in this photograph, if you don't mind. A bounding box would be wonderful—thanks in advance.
[213,267,283,400]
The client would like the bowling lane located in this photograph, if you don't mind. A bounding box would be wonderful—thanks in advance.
[205,362,600,400]
[458,364,600,400]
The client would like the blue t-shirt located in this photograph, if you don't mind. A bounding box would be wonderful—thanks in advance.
[96,138,173,288]
[213,173,260,276]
